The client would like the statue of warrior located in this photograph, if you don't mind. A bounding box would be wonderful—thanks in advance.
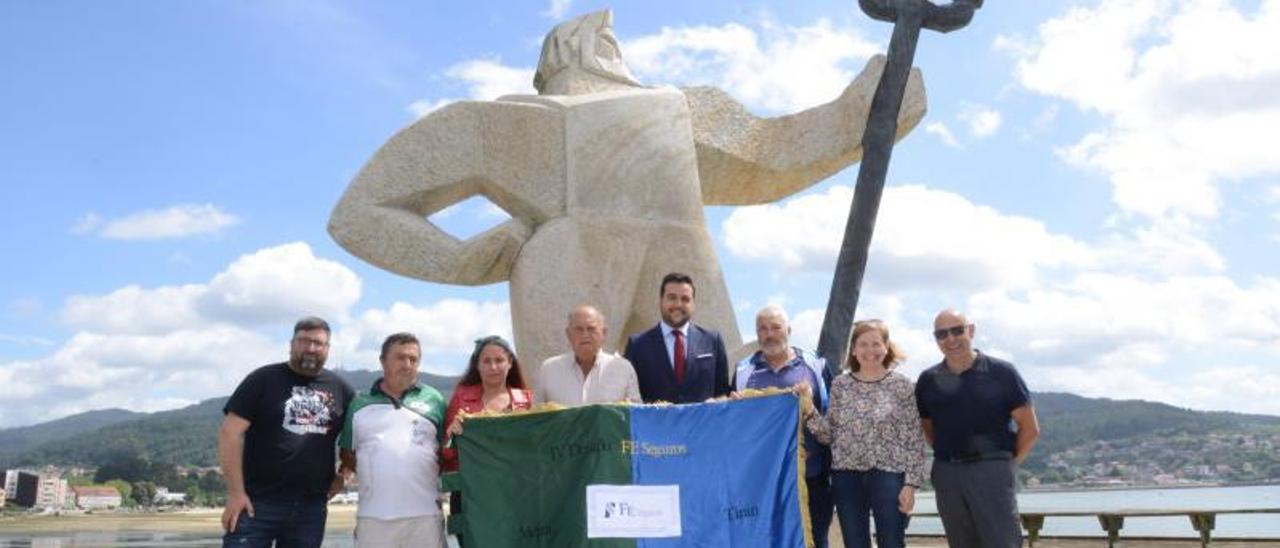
[329,10,926,376]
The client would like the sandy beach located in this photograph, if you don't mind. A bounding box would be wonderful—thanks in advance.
[0,504,357,534]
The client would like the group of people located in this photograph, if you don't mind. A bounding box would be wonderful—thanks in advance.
[216,271,1040,548]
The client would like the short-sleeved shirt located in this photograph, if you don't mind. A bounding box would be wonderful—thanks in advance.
[735,347,831,477]
[339,379,446,520]
[224,362,355,499]
[915,351,1031,461]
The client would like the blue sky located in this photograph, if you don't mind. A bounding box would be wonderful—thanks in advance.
[2,0,1278,428]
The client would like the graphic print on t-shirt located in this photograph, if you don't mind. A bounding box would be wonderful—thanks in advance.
[411,419,434,446]
[282,386,335,435]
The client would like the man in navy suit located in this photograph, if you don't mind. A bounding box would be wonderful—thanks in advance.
[624,272,732,403]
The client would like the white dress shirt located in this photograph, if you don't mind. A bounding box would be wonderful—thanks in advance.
[536,350,641,406]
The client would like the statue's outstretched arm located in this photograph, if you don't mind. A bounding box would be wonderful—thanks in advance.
[328,101,565,285]
[686,55,926,205]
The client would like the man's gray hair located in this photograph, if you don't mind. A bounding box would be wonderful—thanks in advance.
[567,304,605,325]
[755,304,790,325]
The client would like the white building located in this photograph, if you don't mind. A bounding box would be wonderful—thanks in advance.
[71,486,122,510]
[35,475,68,510]
[154,487,186,505]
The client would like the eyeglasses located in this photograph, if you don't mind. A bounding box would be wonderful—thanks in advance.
[932,325,969,341]
[293,337,329,348]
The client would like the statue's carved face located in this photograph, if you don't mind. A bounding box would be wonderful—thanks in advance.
[534,10,642,95]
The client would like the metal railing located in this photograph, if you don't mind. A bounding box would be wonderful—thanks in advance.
[911,508,1280,547]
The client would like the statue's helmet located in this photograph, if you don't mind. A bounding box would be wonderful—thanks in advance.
[533,10,643,95]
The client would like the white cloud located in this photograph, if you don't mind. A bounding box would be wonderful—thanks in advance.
[409,17,880,121]
[407,98,455,118]
[925,122,961,148]
[722,176,1280,414]
[63,284,207,334]
[406,59,534,117]
[959,104,1002,138]
[60,243,362,334]
[334,299,512,375]
[200,242,362,325]
[543,0,572,20]
[624,18,880,113]
[0,242,513,427]
[722,184,1094,292]
[75,203,240,240]
[1006,0,1280,223]
[0,325,280,428]
[445,59,535,100]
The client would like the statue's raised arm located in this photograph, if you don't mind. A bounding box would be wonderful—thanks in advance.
[327,9,931,373]
[685,55,926,205]
[328,99,566,285]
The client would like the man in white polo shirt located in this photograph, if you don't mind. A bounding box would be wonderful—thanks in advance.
[339,333,447,548]
[536,305,640,406]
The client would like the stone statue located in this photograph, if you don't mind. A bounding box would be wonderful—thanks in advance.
[328,10,927,379]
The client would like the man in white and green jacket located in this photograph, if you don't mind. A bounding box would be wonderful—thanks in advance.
[339,332,447,548]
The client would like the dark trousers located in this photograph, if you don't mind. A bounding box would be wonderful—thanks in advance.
[222,497,327,548]
[931,459,1023,548]
[831,469,909,548]
[808,474,833,548]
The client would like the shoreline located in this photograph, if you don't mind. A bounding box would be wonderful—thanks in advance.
[0,504,357,534]
[1019,481,1280,494]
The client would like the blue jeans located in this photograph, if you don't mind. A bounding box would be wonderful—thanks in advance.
[223,497,328,548]
[832,469,909,548]
[808,474,833,548]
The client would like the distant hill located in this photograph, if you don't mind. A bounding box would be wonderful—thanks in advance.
[0,369,459,469]
[0,408,144,461]
[1029,391,1280,458]
[3,386,1277,477]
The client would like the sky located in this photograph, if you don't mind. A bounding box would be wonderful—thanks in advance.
[2,0,1278,428]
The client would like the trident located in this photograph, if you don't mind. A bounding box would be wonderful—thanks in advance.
[816,0,984,373]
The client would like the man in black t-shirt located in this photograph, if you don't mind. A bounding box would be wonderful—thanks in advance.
[218,316,355,548]
[916,309,1041,548]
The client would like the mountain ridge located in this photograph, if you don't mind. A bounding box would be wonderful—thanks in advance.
[3,381,1277,485]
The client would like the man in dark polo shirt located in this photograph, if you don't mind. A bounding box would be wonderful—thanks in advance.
[916,309,1040,548]
[217,316,355,547]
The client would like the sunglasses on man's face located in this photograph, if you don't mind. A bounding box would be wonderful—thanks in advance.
[933,325,968,341]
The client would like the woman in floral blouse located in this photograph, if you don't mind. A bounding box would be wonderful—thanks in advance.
[805,319,926,548]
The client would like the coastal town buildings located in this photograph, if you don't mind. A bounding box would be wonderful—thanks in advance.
[71,486,121,510]
[5,469,69,510]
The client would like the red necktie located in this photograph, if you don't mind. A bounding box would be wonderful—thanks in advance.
[673,330,686,384]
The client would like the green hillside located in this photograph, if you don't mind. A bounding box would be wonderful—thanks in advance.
[3,385,1277,484]
[0,408,144,461]
[0,369,458,469]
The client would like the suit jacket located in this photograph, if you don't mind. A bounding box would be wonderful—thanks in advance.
[624,323,732,404]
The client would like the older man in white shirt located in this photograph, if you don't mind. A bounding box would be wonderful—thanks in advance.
[536,305,641,406]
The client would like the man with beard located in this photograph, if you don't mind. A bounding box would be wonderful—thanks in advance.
[624,272,731,403]
[734,305,833,548]
[218,316,356,547]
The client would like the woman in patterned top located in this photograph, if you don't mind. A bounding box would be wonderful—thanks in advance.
[804,319,926,548]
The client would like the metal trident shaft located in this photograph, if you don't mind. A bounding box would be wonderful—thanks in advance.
[816,0,984,374]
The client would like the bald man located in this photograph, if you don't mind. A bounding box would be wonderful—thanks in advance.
[536,305,640,406]
[915,309,1041,548]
